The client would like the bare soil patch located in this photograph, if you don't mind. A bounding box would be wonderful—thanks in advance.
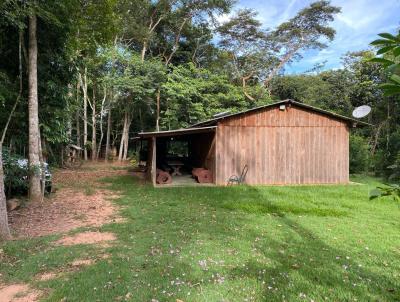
[71,258,95,266]
[55,231,116,246]
[36,272,57,281]
[35,257,97,281]
[8,162,129,238]
[0,283,41,302]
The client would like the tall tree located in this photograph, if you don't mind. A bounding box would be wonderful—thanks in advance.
[28,11,41,202]
[217,9,273,101]
[264,0,340,87]
[68,0,118,160]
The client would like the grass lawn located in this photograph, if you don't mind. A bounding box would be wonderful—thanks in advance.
[1,173,399,301]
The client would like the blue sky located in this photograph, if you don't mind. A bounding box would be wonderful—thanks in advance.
[220,0,400,73]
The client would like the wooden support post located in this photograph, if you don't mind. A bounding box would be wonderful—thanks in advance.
[151,137,157,186]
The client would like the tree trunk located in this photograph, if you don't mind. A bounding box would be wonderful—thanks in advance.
[164,17,189,66]
[76,80,81,147]
[123,114,131,161]
[118,112,127,161]
[91,85,96,161]
[264,46,300,88]
[79,69,88,160]
[97,86,106,159]
[76,109,80,147]
[141,40,148,61]
[0,147,10,239]
[141,14,163,61]
[28,14,41,203]
[242,75,255,101]
[105,106,112,161]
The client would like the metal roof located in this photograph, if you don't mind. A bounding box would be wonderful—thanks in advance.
[138,126,217,138]
[189,99,371,128]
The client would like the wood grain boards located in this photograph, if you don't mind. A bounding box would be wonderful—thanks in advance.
[215,105,349,185]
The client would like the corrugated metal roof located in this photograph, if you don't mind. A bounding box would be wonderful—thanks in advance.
[138,126,217,138]
[189,99,371,128]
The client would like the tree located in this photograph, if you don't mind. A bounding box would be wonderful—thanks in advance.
[217,9,273,101]
[161,63,270,129]
[67,0,118,160]
[120,0,233,130]
[264,0,340,87]
[215,1,340,99]
[27,11,41,203]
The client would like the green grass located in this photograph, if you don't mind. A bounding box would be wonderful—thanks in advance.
[1,174,399,301]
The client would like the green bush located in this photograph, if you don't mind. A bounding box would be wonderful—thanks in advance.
[349,134,370,173]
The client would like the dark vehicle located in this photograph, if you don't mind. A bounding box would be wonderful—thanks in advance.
[3,150,52,197]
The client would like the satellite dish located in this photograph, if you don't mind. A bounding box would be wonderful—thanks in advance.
[352,105,371,118]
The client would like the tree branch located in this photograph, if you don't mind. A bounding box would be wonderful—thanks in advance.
[165,17,189,66]
[242,73,255,101]
[264,45,300,87]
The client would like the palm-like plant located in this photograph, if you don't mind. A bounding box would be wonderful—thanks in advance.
[370,31,400,96]
[369,31,400,202]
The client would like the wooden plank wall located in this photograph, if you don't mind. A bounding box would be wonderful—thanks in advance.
[215,105,349,185]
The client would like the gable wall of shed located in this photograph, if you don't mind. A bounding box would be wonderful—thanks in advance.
[215,105,349,185]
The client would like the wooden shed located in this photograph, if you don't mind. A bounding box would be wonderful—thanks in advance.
[138,100,368,186]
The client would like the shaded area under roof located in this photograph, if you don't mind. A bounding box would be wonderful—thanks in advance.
[189,99,371,128]
[138,126,217,138]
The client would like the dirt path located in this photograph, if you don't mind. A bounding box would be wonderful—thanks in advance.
[2,162,131,301]
[8,162,129,238]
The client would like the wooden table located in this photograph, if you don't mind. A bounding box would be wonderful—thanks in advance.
[167,160,184,176]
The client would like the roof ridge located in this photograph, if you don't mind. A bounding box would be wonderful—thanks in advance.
[188,99,371,128]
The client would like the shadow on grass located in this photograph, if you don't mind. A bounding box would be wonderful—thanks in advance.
[101,176,398,301]
[5,175,394,301]
[223,185,398,301]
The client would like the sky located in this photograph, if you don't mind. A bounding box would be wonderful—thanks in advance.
[222,0,400,74]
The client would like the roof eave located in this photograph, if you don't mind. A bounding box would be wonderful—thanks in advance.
[138,126,217,138]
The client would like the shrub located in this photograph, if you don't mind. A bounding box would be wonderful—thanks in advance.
[349,134,370,174]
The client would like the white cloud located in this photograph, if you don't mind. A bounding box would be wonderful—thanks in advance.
[238,0,400,73]
[334,0,399,30]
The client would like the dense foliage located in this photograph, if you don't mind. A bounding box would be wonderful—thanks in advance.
[0,0,398,200]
